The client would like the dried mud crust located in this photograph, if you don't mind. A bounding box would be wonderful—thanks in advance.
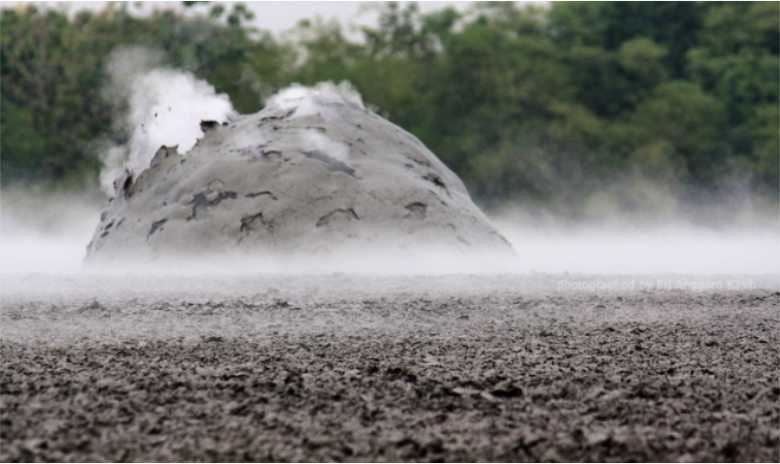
[1,283,780,462]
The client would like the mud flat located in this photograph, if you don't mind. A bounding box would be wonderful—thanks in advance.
[1,274,779,461]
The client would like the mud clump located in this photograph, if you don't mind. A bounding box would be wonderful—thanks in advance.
[86,85,512,264]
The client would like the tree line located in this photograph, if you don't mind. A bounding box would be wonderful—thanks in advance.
[1,2,778,220]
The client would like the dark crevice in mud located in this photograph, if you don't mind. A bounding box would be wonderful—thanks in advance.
[239,212,273,241]
[422,173,450,196]
[237,143,267,154]
[259,108,296,123]
[405,153,432,168]
[356,137,365,144]
[200,120,219,132]
[492,230,512,246]
[99,220,115,238]
[245,191,278,200]
[149,145,179,169]
[347,141,368,156]
[187,191,238,221]
[298,125,327,133]
[147,218,167,241]
[316,208,360,227]
[261,149,282,160]
[120,172,134,199]
[405,202,427,219]
[302,150,356,177]
[457,236,471,246]
[234,145,284,162]
[423,173,447,189]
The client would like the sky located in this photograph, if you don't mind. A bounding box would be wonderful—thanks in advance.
[4,1,476,37]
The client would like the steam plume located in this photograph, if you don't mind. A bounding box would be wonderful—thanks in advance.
[99,47,235,195]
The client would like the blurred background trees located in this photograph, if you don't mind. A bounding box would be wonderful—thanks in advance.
[1,2,778,221]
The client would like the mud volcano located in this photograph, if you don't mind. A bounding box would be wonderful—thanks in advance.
[86,85,512,263]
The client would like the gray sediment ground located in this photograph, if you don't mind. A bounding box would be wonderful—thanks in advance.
[1,274,779,461]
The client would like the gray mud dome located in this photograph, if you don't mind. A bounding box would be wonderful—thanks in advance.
[86,88,511,262]
[1,274,779,461]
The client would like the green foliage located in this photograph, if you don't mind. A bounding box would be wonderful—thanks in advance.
[1,1,778,218]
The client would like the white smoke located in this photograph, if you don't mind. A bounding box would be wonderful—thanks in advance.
[300,131,350,162]
[99,47,235,195]
[266,81,365,118]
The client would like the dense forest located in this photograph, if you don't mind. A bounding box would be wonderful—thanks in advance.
[1,2,778,220]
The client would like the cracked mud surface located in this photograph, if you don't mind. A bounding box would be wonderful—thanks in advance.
[1,274,779,461]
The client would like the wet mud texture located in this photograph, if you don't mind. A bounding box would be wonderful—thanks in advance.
[1,275,779,461]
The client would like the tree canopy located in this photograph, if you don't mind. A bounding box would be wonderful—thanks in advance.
[1,2,778,220]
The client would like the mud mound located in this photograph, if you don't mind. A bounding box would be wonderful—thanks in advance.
[86,84,512,263]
